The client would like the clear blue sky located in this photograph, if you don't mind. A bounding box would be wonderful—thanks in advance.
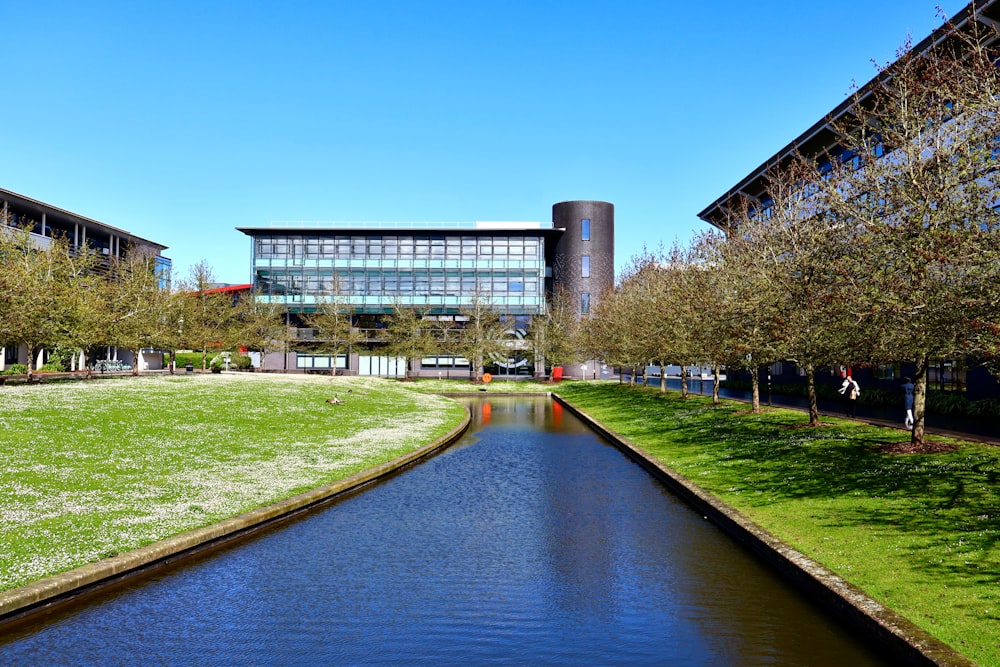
[1,0,968,284]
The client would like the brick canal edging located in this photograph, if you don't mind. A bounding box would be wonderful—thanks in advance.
[0,409,471,629]
[552,394,976,667]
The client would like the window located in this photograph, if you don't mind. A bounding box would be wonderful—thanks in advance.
[581,255,590,278]
[581,219,590,241]
[581,292,590,315]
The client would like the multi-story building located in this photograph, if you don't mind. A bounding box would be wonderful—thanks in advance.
[238,200,614,377]
[0,186,172,371]
[696,0,1000,399]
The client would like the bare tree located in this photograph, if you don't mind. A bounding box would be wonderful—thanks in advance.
[813,13,1000,446]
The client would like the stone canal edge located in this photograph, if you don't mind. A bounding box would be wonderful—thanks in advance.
[552,394,976,667]
[0,408,472,630]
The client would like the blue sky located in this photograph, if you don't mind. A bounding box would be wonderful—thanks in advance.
[1,1,968,284]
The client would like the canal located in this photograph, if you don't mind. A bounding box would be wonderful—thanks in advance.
[0,396,891,665]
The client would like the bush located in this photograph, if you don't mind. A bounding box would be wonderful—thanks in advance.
[3,364,28,375]
[39,362,65,373]
[171,352,204,369]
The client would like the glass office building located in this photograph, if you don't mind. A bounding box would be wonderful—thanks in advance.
[238,201,615,376]
[246,224,549,315]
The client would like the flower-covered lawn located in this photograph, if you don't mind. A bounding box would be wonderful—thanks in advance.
[0,373,466,591]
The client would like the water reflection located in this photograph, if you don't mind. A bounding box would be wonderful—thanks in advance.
[0,396,890,666]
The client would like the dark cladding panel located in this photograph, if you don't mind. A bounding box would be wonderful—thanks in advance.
[552,200,614,315]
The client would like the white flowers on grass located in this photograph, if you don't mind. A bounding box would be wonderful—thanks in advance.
[0,374,465,591]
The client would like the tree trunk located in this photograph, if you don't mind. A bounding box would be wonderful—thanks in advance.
[712,364,721,404]
[911,353,929,447]
[680,366,689,399]
[659,364,667,394]
[750,366,761,413]
[804,364,821,426]
[132,348,140,376]
[25,343,35,380]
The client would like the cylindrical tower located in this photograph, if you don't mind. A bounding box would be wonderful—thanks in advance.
[552,200,614,318]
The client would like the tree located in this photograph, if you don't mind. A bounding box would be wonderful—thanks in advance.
[107,251,172,376]
[55,247,106,378]
[687,231,734,404]
[235,291,286,372]
[705,198,783,414]
[813,15,1000,446]
[527,286,580,378]
[179,261,240,372]
[382,304,440,379]
[583,264,653,386]
[454,291,509,383]
[300,293,366,375]
[753,161,855,426]
[647,242,707,398]
[0,225,80,376]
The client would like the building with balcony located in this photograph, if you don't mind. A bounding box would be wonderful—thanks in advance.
[1,186,172,371]
[237,200,614,377]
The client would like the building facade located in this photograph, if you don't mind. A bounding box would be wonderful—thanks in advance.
[0,187,172,371]
[238,200,615,377]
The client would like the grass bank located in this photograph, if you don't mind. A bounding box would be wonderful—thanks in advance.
[0,373,466,592]
[553,381,999,667]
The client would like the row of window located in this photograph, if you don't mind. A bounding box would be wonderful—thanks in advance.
[256,269,542,298]
[254,234,544,261]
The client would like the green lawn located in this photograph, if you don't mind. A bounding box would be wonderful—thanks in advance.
[0,373,466,592]
[4,374,997,664]
[553,381,1000,667]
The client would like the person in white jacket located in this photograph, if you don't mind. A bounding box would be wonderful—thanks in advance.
[838,375,861,418]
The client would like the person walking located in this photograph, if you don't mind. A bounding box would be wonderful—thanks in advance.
[902,377,915,429]
[839,374,861,418]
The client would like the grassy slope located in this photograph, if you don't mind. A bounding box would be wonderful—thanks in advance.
[553,381,1000,667]
[0,374,466,592]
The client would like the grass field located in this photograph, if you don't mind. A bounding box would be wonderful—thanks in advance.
[0,373,467,592]
[553,381,1000,667]
[4,373,997,664]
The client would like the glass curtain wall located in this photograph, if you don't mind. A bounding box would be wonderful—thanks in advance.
[252,233,546,315]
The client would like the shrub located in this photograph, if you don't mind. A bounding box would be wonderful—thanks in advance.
[3,364,28,375]
[39,362,65,373]
[172,352,204,369]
